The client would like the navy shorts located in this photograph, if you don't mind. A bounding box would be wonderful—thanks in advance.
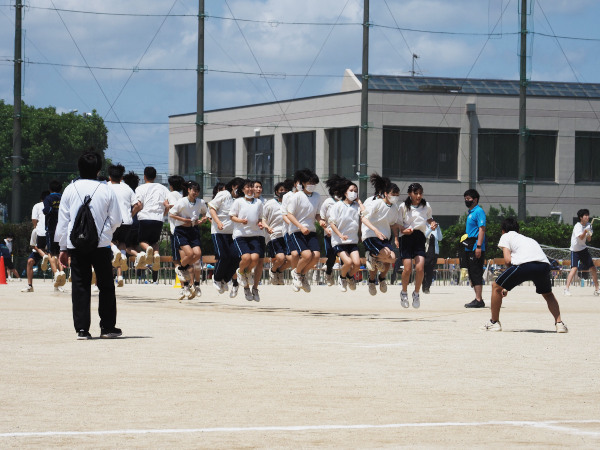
[496,261,552,294]
[258,235,266,258]
[138,220,163,245]
[335,243,359,255]
[173,226,201,249]
[29,236,47,262]
[363,237,393,256]
[0,246,14,269]
[571,248,594,270]
[267,237,287,258]
[45,230,60,256]
[233,236,264,257]
[400,230,426,259]
[112,224,131,244]
[289,231,320,254]
[284,233,293,255]
[126,222,140,248]
[170,233,180,262]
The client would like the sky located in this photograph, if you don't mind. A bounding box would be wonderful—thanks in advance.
[1,0,600,177]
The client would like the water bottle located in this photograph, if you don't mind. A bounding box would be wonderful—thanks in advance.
[581,278,585,287]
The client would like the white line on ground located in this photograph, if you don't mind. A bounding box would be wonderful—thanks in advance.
[2,420,599,439]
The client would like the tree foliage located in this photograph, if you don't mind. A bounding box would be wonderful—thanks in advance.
[0,100,108,221]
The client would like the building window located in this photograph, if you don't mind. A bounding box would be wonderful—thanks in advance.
[176,143,196,177]
[246,135,274,193]
[327,127,358,179]
[382,127,459,179]
[284,131,316,176]
[208,139,235,187]
[478,129,556,182]
[575,132,600,183]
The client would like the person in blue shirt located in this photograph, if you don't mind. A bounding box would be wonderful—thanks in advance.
[463,189,487,308]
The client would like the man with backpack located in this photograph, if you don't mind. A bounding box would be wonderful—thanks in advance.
[55,152,123,340]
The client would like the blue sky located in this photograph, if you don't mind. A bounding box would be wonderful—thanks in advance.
[1,0,599,176]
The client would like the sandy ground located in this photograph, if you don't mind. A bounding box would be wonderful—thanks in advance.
[1,278,599,449]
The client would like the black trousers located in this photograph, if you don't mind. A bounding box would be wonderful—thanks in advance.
[69,247,117,332]
[423,253,438,290]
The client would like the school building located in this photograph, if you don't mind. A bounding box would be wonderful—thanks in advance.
[168,69,600,226]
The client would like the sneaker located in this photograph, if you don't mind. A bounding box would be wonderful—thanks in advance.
[77,330,92,340]
[40,254,49,271]
[146,246,154,260]
[100,327,122,339]
[244,287,253,301]
[54,286,66,293]
[53,272,62,288]
[480,320,502,332]
[368,281,377,296]
[379,278,387,293]
[400,291,409,308]
[179,285,190,300]
[464,299,485,308]
[563,289,572,296]
[291,269,302,292]
[152,253,161,271]
[175,265,191,283]
[92,285,99,294]
[555,321,568,333]
[21,285,34,292]
[252,287,260,302]
[269,269,278,284]
[112,248,122,268]
[325,273,334,286]
[188,284,197,299]
[422,288,430,294]
[58,271,67,287]
[213,279,225,294]
[134,252,146,269]
[347,276,356,291]
[365,251,373,271]
[120,257,129,272]
[237,268,249,288]
[338,276,348,292]
[229,283,239,298]
[117,276,124,287]
[375,259,386,272]
[594,290,599,297]
[301,274,311,293]
[412,291,420,309]
[193,285,202,298]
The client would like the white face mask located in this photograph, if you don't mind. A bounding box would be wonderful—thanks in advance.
[347,191,358,201]
[305,184,316,193]
[388,195,399,204]
[245,193,254,200]
[296,183,303,192]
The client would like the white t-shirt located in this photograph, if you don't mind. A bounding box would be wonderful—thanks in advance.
[167,190,183,234]
[263,198,284,240]
[287,191,322,233]
[320,197,337,234]
[29,229,38,247]
[329,200,361,246]
[570,222,591,252]
[109,182,135,226]
[398,201,433,234]
[280,191,295,235]
[208,190,234,234]
[498,231,549,265]
[170,196,207,228]
[135,182,170,221]
[230,197,263,239]
[31,201,46,235]
[361,198,399,240]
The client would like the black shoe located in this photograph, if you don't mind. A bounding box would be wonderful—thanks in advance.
[423,288,430,294]
[77,330,92,340]
[100,327,122,339]
[464,299,485,308]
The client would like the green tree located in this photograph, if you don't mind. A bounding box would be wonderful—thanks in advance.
[0,100,108,221]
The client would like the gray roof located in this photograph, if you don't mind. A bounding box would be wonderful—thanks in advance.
[363,75,600,98]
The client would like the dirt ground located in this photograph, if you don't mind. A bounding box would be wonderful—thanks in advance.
[1,278,599,449]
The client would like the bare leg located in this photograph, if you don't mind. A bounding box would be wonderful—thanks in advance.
[542,292,562,323]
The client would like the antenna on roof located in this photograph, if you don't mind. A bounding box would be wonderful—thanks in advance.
[410,54,420,77]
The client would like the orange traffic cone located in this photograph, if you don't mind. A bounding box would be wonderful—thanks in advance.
[0,256,7,285]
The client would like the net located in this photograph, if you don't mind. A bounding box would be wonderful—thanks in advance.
[540,245,600,261]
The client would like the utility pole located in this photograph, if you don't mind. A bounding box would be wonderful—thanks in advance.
[196,0,205,194]
[11,0,23,222]
[358,0,369,200]
[518,0,528,221]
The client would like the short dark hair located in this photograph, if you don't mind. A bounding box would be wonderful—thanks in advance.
[122,171,140,190]
[78,152,102,179]
[212,182,226,198]
[40,190,50,201]
[144,166,157,181]
[108,164,125,181]
[168,175,185,191]
[49,180,62,193]
[501,217,520,233]
[463,189,480,200]
[577,209,590,220]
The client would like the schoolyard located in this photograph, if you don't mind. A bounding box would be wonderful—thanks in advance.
[1,279,599,448]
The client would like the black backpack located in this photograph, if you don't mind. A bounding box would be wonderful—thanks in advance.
[70,184,100,252]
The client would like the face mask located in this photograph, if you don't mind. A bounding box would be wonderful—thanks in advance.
[305,184,316,193]
[296,183,303,192]
[245,194,254,200]
[277,192,285,199]
[347,191,358,201]
[465,200,474,208]
[388,195,399,204]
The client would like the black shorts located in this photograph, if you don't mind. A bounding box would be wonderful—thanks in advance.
[496,261,552,294]
[233,236,265,257]
[288,231,320,254]
[1,247,14,269]
[400,230,426,260]
[363,237,393,256]
[112,224,131,244]
[466,251,485,286]
[170,233,180,262]
[571,248,594,270]
[267,237,286,258]
[173,226,201,249]
[45,230,60,256]
[29,236,47,262]
[138,220,163,245]
[126,222,140,248]
[335,243,359,255]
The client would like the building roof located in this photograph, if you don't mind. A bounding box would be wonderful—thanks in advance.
[363,74,600,98]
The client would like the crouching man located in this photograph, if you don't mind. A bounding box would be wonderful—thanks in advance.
[481,218,568,333]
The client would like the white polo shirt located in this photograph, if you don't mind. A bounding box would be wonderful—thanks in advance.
[329,200,361,246]
[208,190,234,234]
[167,190,183,233]
[361,198,399,240]
[135,182,170,221]
[31,201,46,235]
[109,182,135,226]
[263,198,284,240]
[170,196,207,228]
[398,201,433,234]
[230,197,263,239]
[498,231,549,265]
[287,191,322,233]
